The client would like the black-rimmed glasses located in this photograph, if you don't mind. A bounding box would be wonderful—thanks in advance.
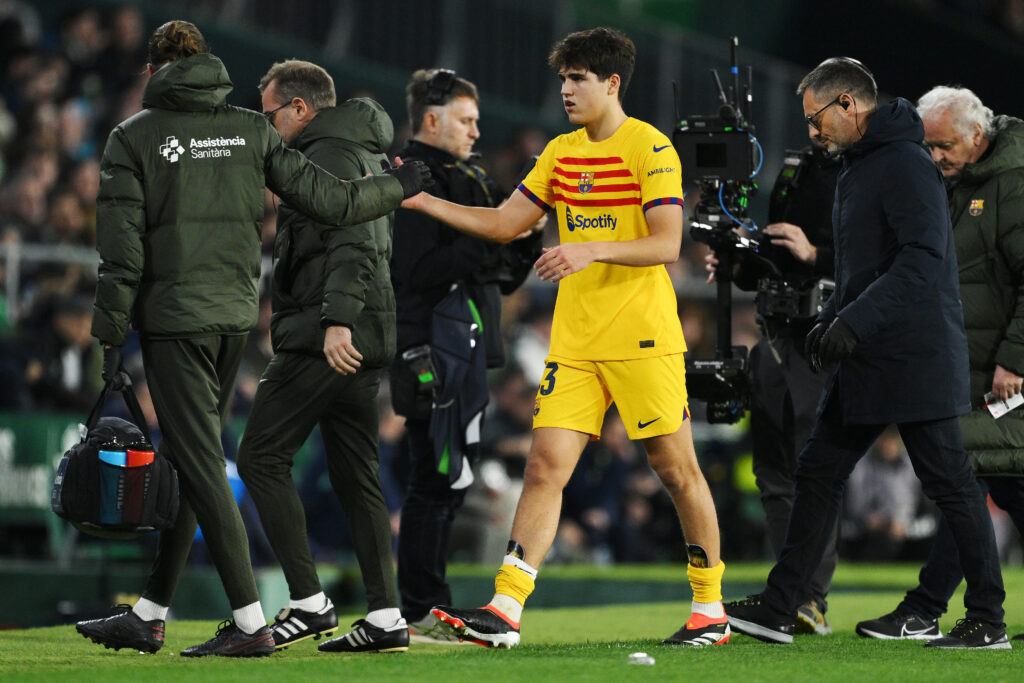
[805,95,842,131]
[262,100,291,124]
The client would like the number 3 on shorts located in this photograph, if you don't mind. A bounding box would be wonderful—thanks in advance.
[539,362,559,396]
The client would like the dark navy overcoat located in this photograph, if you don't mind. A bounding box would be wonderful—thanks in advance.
[821,97,971,424]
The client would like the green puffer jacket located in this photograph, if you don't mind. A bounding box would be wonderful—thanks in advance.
[951,116,1024,476]
[91,53,403,346]
[270,99,396,368]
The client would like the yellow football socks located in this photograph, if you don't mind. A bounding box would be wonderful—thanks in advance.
[688,560,726,618]
[488,554,538,624]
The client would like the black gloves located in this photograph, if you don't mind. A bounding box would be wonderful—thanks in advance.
[102,345,128,390]
[805,317,858,372]
[804,321,828,373]
[384,160,431,199]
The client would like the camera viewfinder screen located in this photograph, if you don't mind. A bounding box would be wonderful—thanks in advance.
[696,142,728,169]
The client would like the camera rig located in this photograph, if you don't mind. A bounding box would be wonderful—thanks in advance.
[673,37,764,424]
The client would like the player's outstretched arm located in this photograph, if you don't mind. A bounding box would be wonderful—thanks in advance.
[402,188,545,244]
[535,203,682,282]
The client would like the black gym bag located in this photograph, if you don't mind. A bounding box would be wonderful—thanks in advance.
[51,377,179,540]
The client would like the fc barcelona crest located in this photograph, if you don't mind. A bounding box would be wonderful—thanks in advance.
[969,199,984,217]
[578,171,594,194]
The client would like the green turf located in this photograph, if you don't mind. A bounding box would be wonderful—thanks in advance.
[2,562,1023,682]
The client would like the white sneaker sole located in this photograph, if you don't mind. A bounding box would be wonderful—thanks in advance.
[856,626,941,641]
[432,609,521,648]
[727,616,793,644]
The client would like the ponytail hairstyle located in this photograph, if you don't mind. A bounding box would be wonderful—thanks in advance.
[147,20,208,67]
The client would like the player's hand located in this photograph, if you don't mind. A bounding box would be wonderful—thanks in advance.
[992,364,1023,401]
[534,243,595,282]
[704,249,719,284]
[764,222,818,264]
[324,325,362,375]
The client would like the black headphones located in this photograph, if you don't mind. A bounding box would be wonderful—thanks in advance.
[818,56,877,96]
[426,68,457,106]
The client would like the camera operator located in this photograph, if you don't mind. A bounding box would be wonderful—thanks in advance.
[705,142,839,635]
[389,68,542,643]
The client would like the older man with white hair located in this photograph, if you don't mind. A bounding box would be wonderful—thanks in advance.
[856,85,1024,643]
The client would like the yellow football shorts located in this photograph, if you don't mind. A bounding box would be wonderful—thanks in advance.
[531,353,690,440]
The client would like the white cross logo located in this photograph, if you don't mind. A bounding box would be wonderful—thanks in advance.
[159,136,185,163]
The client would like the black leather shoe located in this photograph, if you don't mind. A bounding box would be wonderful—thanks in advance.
[76,604,164,653]
[180,620,275,657]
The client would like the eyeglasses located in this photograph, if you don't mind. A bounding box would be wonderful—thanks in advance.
[262,100,291,124]
[805,95,843,131]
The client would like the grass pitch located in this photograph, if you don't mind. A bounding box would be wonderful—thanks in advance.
[2,562,1023,682]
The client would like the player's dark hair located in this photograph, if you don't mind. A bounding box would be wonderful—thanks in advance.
[406,68,479,135]
[547,27,636,101]
[797,57,877,107]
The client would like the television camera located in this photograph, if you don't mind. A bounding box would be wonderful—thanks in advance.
[672,37,764,424]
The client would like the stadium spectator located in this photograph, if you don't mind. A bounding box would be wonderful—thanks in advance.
[843,428,922,562]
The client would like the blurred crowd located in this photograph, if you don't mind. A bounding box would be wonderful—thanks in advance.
[5,3,1016,570]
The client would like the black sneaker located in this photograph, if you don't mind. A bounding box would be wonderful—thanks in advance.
[317,618,409,653]
[924,618,1011,649]
[270,600,338,649]
[724,595,794,644]
[431,605,521,648]
[180,620,275,657]
[76,604,164,653]
[856,609,942,640]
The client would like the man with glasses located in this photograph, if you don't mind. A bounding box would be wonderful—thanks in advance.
[236,59,410,654]
[724,57,1008,649]
[390,68,542,644]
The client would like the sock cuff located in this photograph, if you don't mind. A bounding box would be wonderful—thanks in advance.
[502,554,538,578]
[688,560,725,604]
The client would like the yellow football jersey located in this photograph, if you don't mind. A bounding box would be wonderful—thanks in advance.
[519,117,686,360]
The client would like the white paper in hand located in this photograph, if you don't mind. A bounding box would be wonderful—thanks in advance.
[984,392,1024,419]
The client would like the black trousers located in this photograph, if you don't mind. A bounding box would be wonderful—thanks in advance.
[396,417,467,622]
[901,476,1024,620]
[763,390,1005,625]
[140,334,259,610]
[750,334,836,610]
[236,352,398,611]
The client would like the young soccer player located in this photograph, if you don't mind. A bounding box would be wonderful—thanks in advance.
[402,27,728,648]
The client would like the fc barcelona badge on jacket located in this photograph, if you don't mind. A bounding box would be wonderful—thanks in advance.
[969,199,984,216]
[578,171,594,194]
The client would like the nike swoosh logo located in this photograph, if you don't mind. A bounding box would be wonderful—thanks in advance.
[653,144,670,153]
[637,417,662,429]
[900,625,934,636]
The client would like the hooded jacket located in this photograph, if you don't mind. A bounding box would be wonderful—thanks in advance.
[270,99,397,368]
[92,53,404,346]
[819,97,970,423]
[948,116,1024,475]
